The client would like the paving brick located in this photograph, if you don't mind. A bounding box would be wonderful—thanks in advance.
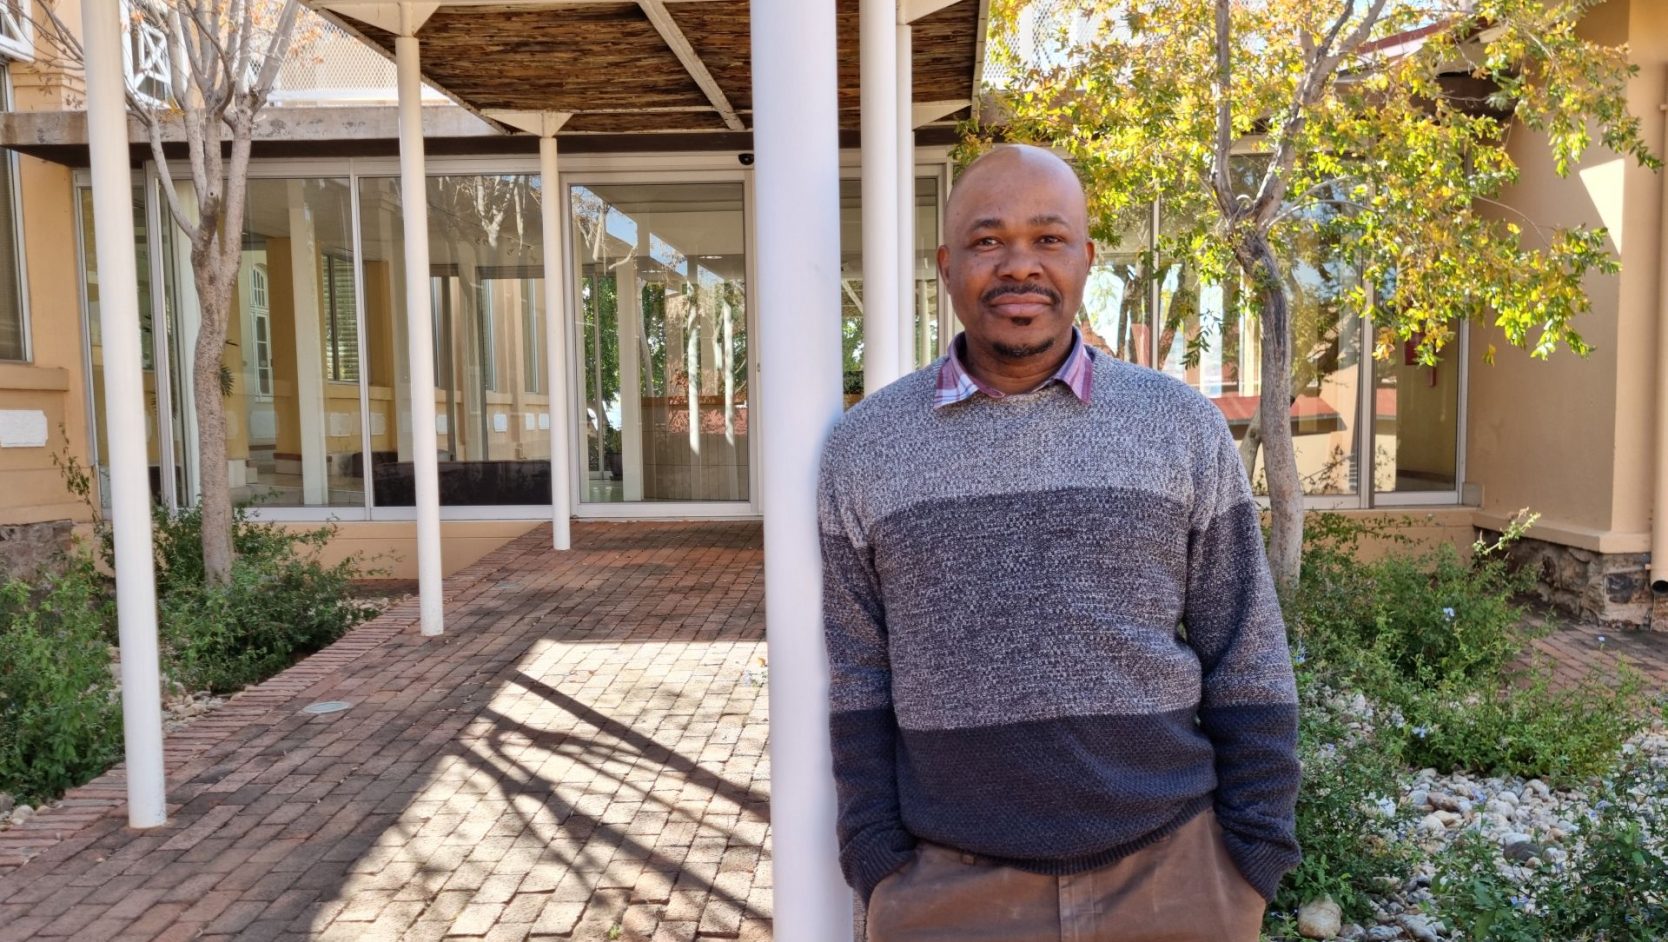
[0,524,774,942]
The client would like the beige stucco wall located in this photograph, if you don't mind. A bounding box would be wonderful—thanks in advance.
[1466,0,1662,554]
[0,152,90,526]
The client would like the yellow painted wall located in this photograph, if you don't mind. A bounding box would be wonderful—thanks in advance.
[0,148,92,526]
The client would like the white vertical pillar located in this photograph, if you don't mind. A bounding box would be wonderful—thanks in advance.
[84,0,166,829]
[539,131,572,550]
[860,0,900,394]
[752,0,850,936]
[288,182,329,505]
[396,32,444,636]
[897,22,917,373]
[617,243,644,501]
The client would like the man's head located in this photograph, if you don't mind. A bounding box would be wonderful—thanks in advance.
[938,144,1094,365]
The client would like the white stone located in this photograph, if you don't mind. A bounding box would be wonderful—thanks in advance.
[1298,898,1344,940]
[1419,813,1448,835]
[1398,914,1443,942]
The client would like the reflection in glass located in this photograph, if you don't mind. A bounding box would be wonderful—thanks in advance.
[79,185,168,506]
[572,182,749,503]
[1374,335,1459,493]
[1154,172,1361,496]
[359,174,553,506]
[224,178,364,507]
[838,177,943,404]
[1080,215,1152,366]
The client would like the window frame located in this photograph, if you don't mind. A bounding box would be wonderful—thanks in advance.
[0,65,30,362]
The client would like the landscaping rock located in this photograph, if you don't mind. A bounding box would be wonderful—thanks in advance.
[11,804,33,825]
[1298,898,1343,940]
[1364,926,1403,941]
[1418,813,1447,835]
[1503,839,1548,864]
[0,792,12,816]
[1398,914,1442,942]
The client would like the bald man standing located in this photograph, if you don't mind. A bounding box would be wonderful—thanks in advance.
[817,145,1301,941]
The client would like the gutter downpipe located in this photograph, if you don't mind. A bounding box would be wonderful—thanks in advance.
[1653,102,1668,595]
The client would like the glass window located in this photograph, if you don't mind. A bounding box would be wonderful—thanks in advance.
[1156,167,1362,497]
[1080,214,1153,366]
[78,184,169,504]
[231,177,362,508]
[323,252,359,383]
[1374,331,1460,494]
[836,176,943,405]
[359,174,553,506]
[0,73,26,361]
[572,182,749,503]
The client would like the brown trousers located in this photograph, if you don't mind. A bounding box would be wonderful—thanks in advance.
[866,810,1266,942]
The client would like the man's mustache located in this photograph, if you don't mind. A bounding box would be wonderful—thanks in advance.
[982,283,1062,305]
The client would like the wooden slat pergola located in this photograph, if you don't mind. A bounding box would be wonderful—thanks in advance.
[312,0,988,142]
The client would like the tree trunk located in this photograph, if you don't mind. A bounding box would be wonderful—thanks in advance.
[192,253,235,584]
[1238,406,1262,485]
[1239,233,1302,597]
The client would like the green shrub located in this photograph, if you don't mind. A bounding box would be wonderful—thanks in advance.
[1434,759,1668,940]
[1291,513,1650,785]
[156,505,381,694]
[1272,666,1416,926]
[0,556,122,803]
[1394,665,1648,787]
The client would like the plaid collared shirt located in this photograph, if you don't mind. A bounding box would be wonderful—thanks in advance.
[933,328,1096,409]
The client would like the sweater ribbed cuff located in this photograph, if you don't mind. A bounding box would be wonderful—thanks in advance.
[845,829,918,906]
[1219,828,1301,902]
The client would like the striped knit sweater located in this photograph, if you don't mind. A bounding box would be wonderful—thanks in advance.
[818,351,1301,906]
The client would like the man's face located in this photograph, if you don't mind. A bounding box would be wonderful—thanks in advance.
[937,150,1095,363]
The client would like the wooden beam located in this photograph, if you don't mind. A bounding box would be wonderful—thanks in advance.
[899,0,965,25]
[912,98,968,127]
[317,1,436,35]
[483,110,574,136]
[639,0,747,132]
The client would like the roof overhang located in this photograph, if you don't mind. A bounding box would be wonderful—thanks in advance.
[309,0,988,138]
[2,0,987,166]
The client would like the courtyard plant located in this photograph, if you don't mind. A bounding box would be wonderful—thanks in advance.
[0,454,381,805]
[1266,514,1663,940]
[982,0,1660,595]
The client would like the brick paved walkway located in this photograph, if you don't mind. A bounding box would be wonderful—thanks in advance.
[1528,614,1668,694]
[3,521,1666,942]
[0,522,771,942]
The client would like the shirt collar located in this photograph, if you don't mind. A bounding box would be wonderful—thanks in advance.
[934,327,1096,409]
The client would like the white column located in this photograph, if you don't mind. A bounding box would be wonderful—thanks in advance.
[618,231,645,501]
[751,0,850,936]
[860,0,900,394]
[897,22,917,372]
[396,32,445,636]
[84,0,166,829]
[288,181,329,504]
[539,132,573,550]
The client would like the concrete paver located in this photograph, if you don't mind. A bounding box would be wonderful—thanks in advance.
[0,523,771,941]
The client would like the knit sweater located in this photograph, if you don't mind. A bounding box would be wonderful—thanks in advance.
[817,351,1301,907]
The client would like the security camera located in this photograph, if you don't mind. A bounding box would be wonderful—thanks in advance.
[738,152,755,166]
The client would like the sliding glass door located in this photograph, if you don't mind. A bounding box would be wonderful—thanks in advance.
[570,181,751,507]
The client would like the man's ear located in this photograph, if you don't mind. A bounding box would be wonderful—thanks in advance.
[1084,239,1096,267]
[936,244,950,283]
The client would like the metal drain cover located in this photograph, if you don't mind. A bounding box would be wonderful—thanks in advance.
[301,701,352,715]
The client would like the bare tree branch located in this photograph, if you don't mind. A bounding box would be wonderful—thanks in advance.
[1210,0,1235,219]
[1251,0,1390,227]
